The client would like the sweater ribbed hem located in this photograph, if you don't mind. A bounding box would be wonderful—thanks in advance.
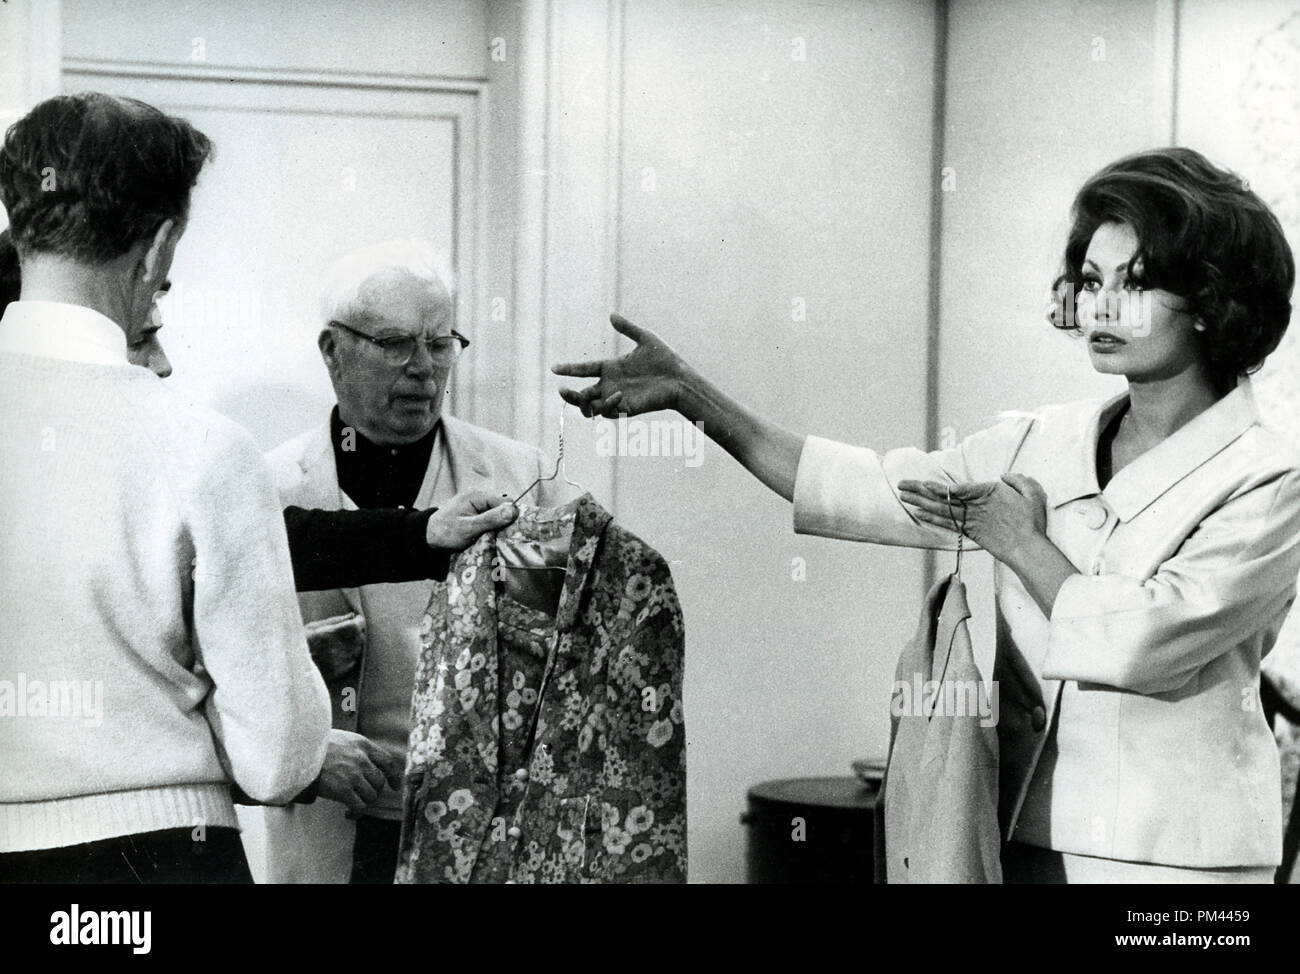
[0,784,239,853]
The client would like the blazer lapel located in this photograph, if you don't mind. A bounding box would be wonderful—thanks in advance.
[1028,379,1260,521]
[438,414,495,501]
[1103,378,1260,522]
[295,423,363,617]
[1033,392,1126,510]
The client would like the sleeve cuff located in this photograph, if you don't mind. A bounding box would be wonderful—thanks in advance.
[409,508,451,582]
[231,773,319,806]
[792,434,956,547]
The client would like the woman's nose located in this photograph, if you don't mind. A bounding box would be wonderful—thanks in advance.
[1093,285,1121,324]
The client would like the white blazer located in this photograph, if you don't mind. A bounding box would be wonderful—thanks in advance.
[240,412,567,883]
[792,378,1300,868]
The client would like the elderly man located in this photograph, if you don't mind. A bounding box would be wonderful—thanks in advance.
[256,239,567,883]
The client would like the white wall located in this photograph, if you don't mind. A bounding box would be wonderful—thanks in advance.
[938,0,1171,665]
[0,1,61,141]
[59,0,492,451]
[613,0,940,884]
[1176,0,1300,437]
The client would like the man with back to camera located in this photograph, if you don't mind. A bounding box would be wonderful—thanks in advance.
[0,93,517,882]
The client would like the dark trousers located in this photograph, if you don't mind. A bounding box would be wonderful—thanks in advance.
[350,816,402,884]
[0,827,253,884]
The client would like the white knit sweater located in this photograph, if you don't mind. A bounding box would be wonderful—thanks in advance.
[0,303,330,852]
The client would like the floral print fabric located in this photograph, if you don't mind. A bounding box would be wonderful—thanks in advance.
[396,493,687,883]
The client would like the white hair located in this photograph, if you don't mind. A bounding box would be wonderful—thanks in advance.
[319,238,455,326]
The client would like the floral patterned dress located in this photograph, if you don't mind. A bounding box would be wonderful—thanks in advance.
[396,493,687,883]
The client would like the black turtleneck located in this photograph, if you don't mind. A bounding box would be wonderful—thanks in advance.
[276,408,450,593]
[331,405,437,509]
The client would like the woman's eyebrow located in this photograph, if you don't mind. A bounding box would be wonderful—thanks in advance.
[1082,258,1134,273]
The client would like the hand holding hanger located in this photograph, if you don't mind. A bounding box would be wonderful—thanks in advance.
[513,406,585,504]
[425,489,520,551]
[897,474,1048,567]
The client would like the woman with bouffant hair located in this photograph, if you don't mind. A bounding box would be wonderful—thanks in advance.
[556,147,1298,882]
[1048,147,1292,393]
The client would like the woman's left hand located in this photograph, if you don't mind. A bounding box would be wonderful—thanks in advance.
[897,473,1049,566]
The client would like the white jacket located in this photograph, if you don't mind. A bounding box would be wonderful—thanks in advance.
[793,378,1300,867]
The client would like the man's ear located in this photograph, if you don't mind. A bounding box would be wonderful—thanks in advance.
[140,218,181,289]
[318,327,340,375]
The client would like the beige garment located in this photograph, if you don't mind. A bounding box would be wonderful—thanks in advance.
[882,574,1001,883]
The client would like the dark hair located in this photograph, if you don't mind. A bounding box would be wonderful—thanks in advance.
[0,92,213,264]
[0,228,18,314]
[1048,147,1294,388]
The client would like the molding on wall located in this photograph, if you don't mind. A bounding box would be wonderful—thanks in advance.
[508,0,623,504]
[463,80,495,428]
[602,0,626,512]
[62,61,486,424]
[512,0,551,450]
[922,0,949,594]
[62,57,488,94]
[1152,0,1180,144]
[26,0,64,105]
[1,0,63,128]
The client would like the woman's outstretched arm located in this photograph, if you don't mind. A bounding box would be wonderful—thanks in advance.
[553,314,805,501]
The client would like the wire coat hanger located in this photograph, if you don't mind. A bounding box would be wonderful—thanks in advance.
[945,484,967,578]
[512,406,584,505]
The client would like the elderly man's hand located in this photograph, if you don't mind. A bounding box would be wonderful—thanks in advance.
[552,313,688,418]
[317,729,404,819]
[425,489,518,552]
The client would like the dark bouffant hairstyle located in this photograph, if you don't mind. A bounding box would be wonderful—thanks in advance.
[0,228,18,313]
[1049,147,1293,389]
[0,92,212,264]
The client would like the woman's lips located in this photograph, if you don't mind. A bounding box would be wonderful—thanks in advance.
[1089,332,1126,351]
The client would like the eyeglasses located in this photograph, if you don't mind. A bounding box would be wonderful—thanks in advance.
[330,321,470,367]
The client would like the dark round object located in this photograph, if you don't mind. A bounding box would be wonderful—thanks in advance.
[742,775,881,884]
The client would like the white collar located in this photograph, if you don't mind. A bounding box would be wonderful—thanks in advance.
[0,300,130,366]
[1036,376,1261,522]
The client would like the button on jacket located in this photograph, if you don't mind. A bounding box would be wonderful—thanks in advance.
[793,379,1300,868]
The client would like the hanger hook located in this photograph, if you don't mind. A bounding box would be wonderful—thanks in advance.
[511,405,584,504]
[946,484,967,577]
